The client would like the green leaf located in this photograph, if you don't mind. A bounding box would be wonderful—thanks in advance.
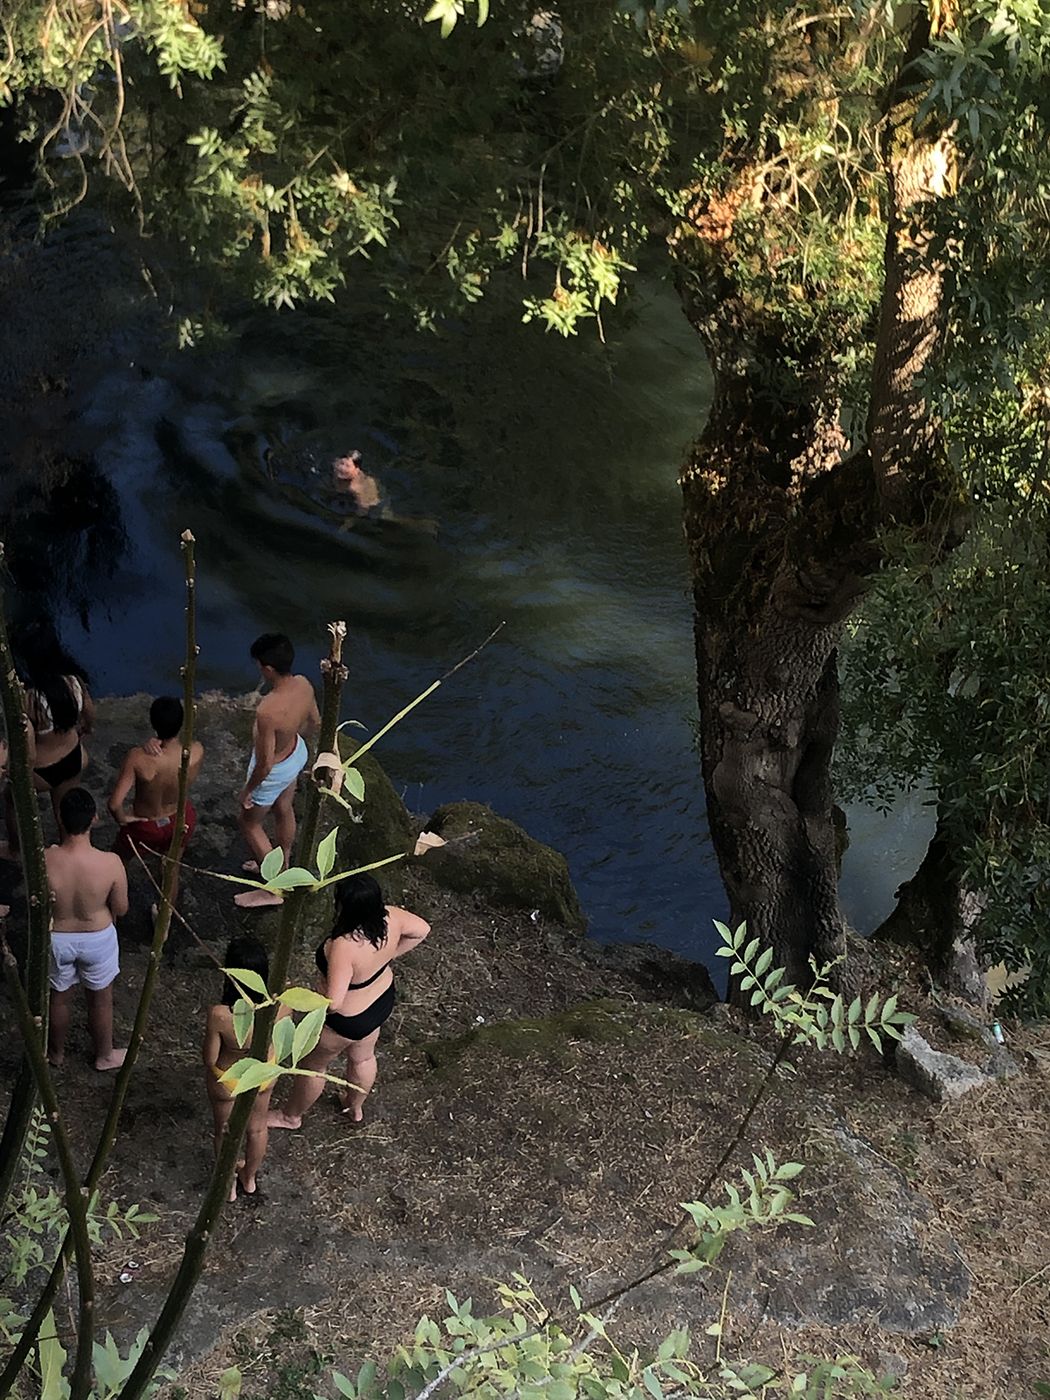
[268,866,316,890]
[260,847,284,882]
[292,1006,327,1064]
[271,1015,295,1063]
[344,766,365,801]
[316,827,338,880]
[754,946,773,976]
[332,1372,356,1399]
[847,995,862,1024]
[278,986,330,1012]
[39,1309,68,1400]
[232,998,254,1048]
[228,1059,281,1094]
[218,1365,243,1400]
[223,967,268,998]
[774,1161,805,1181]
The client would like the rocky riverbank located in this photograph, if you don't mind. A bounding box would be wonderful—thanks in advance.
[1,694,1049,1400]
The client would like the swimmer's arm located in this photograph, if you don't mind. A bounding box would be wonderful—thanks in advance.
[241,715,276,807]
[306,692,321,737]
[323,939,356,1007]
[78,688,95,736]
[108,857,130,921]
[392,910,431,953]
[202,1010,222,1072]
[107,755,137,826]
[188,742,205,785]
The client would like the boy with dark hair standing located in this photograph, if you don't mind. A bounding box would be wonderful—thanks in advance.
[236,633,320,908]
[108,695,204,906]
[46,787,129,1070]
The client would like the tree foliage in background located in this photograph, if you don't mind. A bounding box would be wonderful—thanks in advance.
[839,334,1050,1010]
[3,0,1050,995]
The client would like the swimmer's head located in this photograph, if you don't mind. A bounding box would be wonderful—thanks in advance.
[250,632,294,678]
[150,695,184,741]
[332,450,363,482]
[59,786,97,837]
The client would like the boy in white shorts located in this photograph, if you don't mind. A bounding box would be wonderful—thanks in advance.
[46,787,129,1070]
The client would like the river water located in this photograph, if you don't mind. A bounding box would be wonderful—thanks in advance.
[3,241,928,967]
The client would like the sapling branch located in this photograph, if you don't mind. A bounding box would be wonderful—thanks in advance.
[0,531,202,1391]
[0,941,94,1400]
[0,564,53,1216]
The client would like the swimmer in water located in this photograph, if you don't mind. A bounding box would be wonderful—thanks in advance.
[332,450,382,516]
[331,450,438,536]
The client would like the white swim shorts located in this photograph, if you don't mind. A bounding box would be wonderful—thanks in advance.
[245,734,309,809]
[49,924,120,993]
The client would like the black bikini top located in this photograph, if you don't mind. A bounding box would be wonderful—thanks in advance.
[315,936,390,988]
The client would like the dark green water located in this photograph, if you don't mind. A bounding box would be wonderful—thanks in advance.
[3,248,925,964]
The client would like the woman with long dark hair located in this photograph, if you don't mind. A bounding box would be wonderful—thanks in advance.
[202,935,289,1200]
[13,627,95,838]
[268,874,430,1131]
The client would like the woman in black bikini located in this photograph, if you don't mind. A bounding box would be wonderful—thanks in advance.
[3,633,94,852]
[267,874,430,1130]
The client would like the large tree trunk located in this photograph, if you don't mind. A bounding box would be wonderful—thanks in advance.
[671,17,967,996]
[678,358,865,988]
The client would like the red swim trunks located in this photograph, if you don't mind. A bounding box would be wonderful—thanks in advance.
[114,801,197,859]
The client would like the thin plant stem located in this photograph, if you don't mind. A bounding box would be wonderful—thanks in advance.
[0,531,200,1393]
[0,942,94,1400]
[0,568,53,1215]
[115,622,350,1400]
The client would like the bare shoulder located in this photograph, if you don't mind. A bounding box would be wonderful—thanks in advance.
[99,850,126,877]
[294,674,317,699]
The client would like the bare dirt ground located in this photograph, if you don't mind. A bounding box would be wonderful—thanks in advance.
[1,699,1048,1400]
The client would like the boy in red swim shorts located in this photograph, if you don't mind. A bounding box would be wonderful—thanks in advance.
[109,696,204,907]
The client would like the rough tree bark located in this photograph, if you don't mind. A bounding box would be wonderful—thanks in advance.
[674,21,965,993]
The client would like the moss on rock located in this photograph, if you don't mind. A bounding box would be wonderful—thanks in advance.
[423,999,741,1073]
[421,801,586,931]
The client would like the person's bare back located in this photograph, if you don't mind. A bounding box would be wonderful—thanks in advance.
[124,739,205,819]
[254,675,318,766]
[47,841,128,932]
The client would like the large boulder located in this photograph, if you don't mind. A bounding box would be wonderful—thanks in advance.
[420,800,586,931]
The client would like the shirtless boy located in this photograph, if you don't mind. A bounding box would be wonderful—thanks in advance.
[46,787,129,1071]
[109,696,204,906]
[235,633,320,909]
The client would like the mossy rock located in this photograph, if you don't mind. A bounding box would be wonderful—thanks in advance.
[424,1000,758,1076]
[420,800,585,931]
[424,1000,646,1071]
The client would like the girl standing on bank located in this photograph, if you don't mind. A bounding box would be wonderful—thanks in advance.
[268,875,430,1131]
[203,935,289,1199]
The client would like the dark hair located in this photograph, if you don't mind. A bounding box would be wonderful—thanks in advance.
[59,787,96,836]
[250,633,294,675]
[149,695,184,741]
[331,874,388,948]
[220,935,270,1008]
[17,625,90,734]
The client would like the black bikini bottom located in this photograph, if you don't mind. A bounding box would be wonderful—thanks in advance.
[325,982,395,1042]
[35,744,84,789]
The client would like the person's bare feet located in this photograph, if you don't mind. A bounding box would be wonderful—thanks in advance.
[241,860,260,874]
[340,1099,365,1125]
[266,1109,302,1130]
[95,1048,127,1072]
[228,1177,238,1203]
[47,1052,64,1069]
[238,1171,258,1195]
[234,889,283,909]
